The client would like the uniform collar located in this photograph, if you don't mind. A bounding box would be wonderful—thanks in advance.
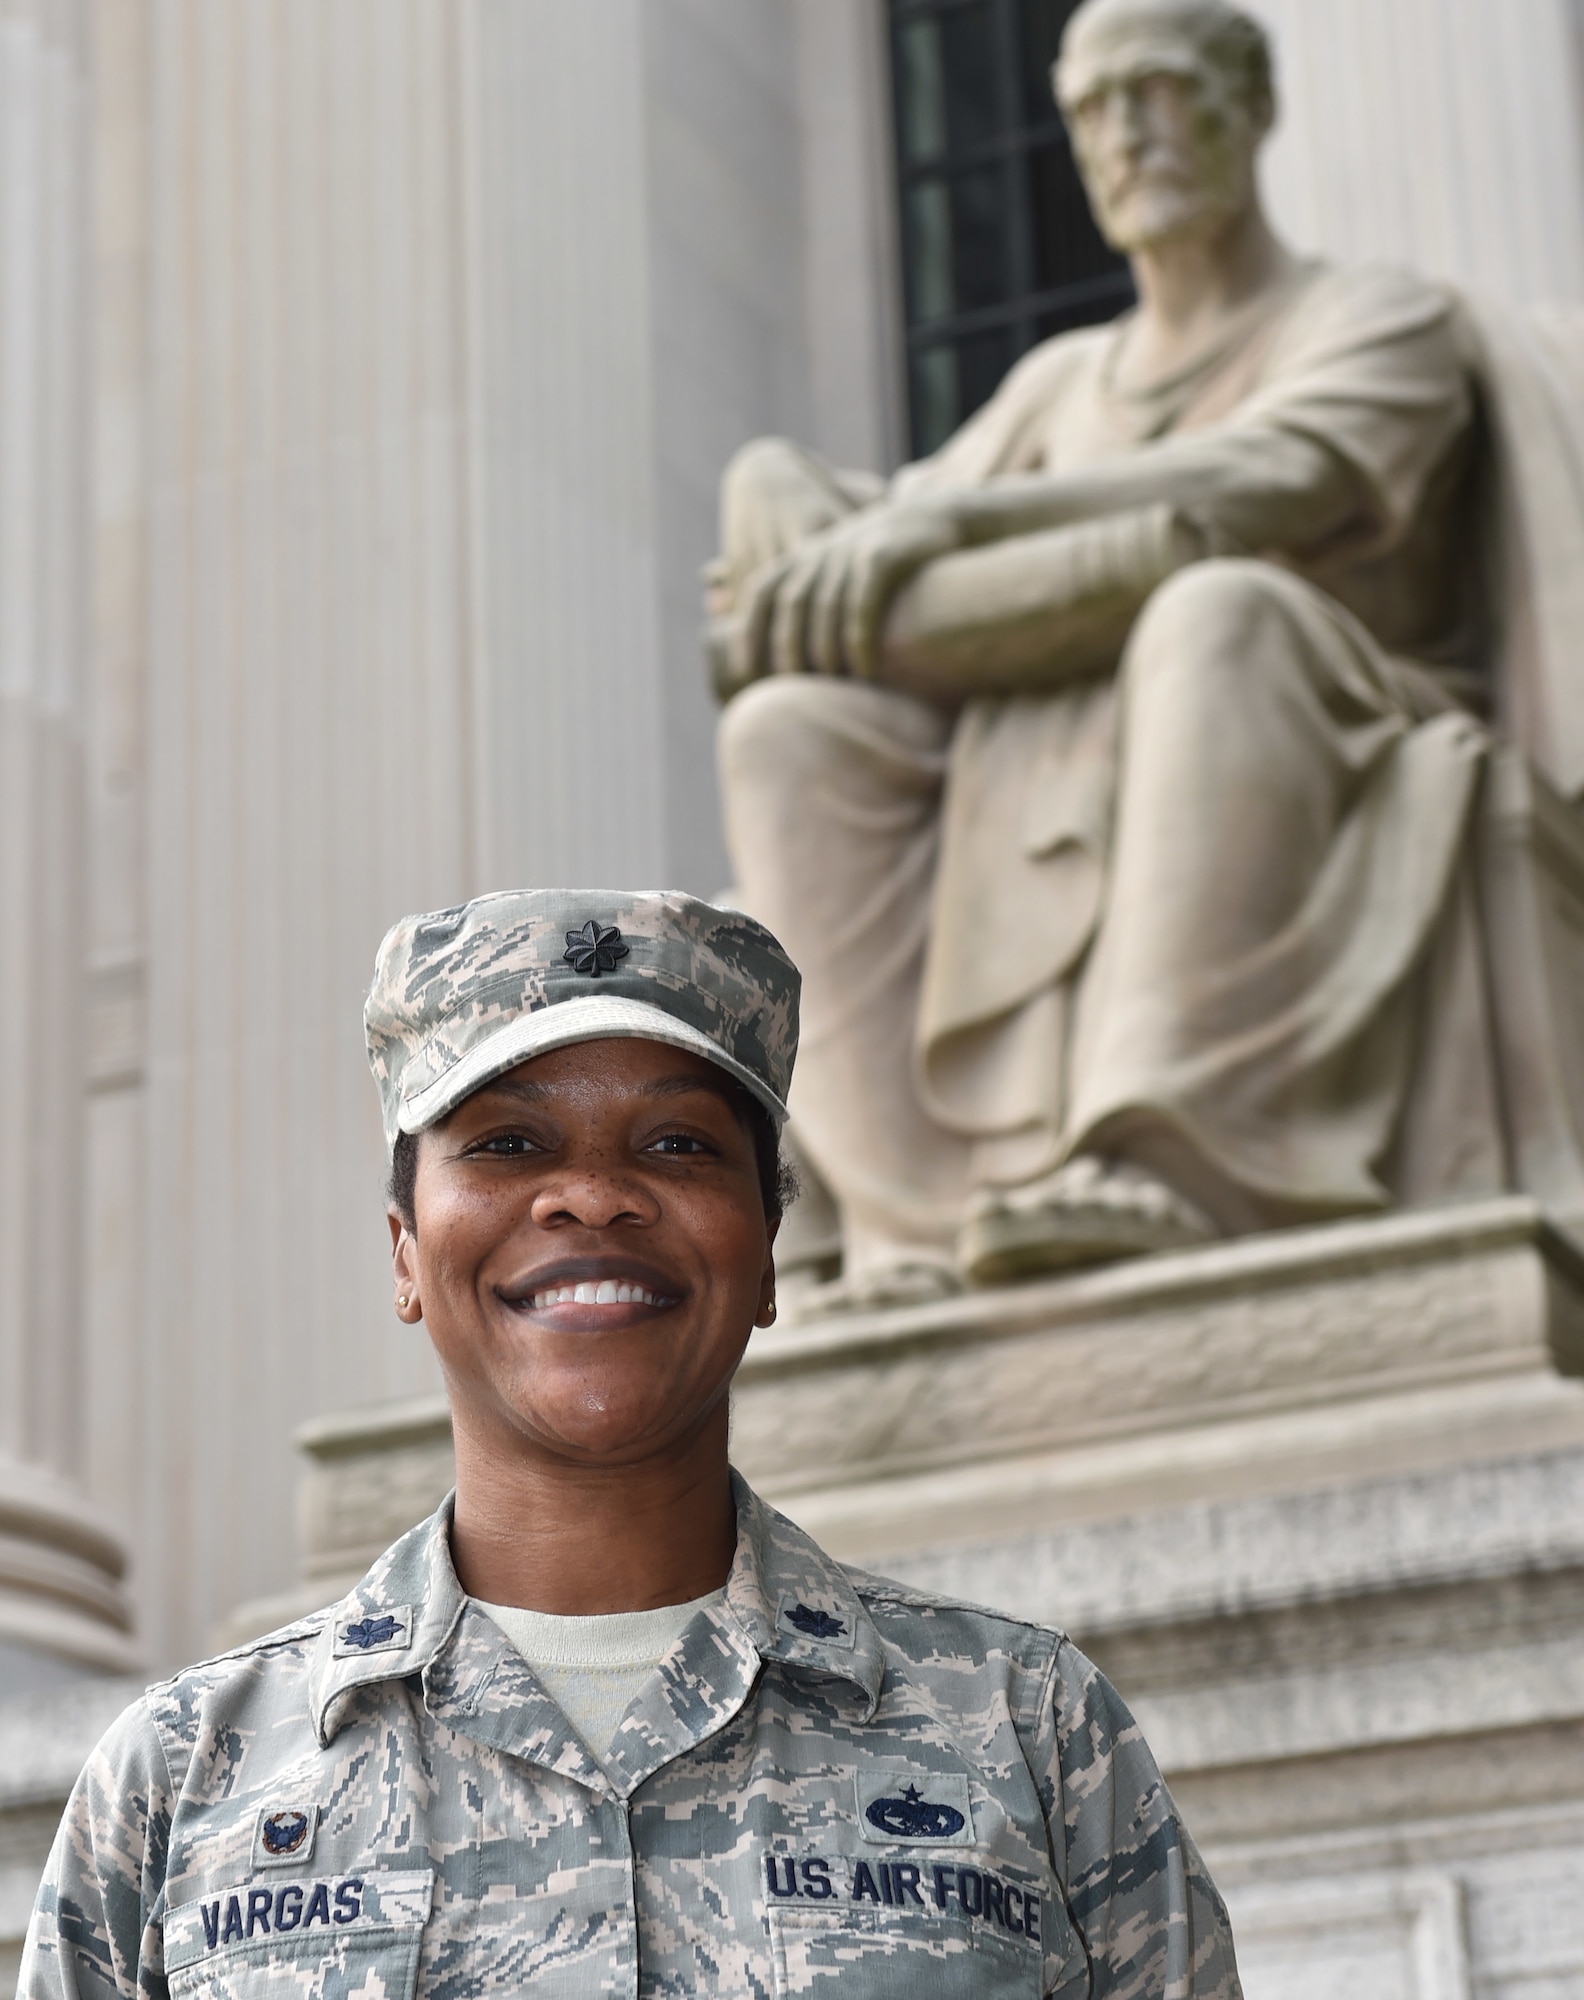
[719,1469,884,1711]
[308,1472,886,1784]
[308,1493,468,1748]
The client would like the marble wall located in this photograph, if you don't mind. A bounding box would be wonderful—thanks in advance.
[58,0,901,1680]
[1253,0,1584,302]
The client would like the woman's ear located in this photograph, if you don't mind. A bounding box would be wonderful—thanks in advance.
[389,1209,422,1321]
[754,1239,777,1327]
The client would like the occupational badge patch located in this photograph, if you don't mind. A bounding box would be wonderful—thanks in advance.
[253,1805,316,1868]
[855,1767,976,1846]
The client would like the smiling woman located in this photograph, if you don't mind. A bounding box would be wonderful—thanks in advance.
[21,887,1243,2000]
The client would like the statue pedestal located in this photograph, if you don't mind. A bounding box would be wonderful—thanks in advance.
[211,1196,1584,1999]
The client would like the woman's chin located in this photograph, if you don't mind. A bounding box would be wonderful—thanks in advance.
[500,1378,708,1463]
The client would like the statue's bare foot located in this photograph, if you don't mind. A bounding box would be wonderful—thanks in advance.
[784,1260,964,1322]
[958,1156,1213,1285]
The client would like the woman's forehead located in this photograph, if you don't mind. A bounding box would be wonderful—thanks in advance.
[459,1038,738,1106]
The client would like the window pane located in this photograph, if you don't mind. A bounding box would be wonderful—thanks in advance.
[896,4,1000,164]
[1021,0,1083,125]
[909,344,960,457]
[904,167,1013,322]
[955,325,1017,423]
[890,0,1131,455]
[1035,276,1134,344]
[909,326,1016,455]
[1028,137,1128,291]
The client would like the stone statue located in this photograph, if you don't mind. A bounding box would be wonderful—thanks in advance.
[708,0,1584,1310]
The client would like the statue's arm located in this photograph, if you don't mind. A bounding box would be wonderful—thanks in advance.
[739,425,1369,696]
[870,428,1369,701]
[947,423,1367,556]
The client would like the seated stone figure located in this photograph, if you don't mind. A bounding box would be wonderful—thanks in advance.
[710,0,1584,1309]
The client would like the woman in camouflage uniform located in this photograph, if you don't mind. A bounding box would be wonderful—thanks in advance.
[22,889,1240,1999]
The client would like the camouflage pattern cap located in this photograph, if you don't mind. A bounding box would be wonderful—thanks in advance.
[364,889,800,1155]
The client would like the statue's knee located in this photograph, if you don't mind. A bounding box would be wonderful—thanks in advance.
[718,675,834,792]
[1126,559,1296,695]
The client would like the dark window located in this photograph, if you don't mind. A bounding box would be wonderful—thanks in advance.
[890,0,1134,455]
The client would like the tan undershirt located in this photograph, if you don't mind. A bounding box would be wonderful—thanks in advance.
[475,1590,725,1761]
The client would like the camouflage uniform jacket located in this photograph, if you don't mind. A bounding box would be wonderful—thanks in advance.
[22,1475,1241,2000]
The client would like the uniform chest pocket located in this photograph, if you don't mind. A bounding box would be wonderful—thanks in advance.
[769,1903,1042,1998]
[165,1869,433,2000]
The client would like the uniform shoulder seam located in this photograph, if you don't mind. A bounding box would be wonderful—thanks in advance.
[845,1564,1070,1644]
[142,1611,330,1698]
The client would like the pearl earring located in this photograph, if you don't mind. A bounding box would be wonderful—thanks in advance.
[398,1294,410,1310]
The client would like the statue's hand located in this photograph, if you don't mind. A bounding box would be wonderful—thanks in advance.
[741,502,963,681]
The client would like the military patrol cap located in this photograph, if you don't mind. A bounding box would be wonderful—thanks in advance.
[364,888,800,1155]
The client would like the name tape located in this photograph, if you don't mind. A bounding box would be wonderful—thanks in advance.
[166,1871,433,1971]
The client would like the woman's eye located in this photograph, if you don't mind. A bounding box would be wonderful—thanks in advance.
[474,1132,538,1157]
[648,1132,711,1157]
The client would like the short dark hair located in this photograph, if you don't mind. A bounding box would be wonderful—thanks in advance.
[386,1077,796,1233]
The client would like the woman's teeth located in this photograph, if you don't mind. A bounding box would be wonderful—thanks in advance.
[531,1281,660,1309]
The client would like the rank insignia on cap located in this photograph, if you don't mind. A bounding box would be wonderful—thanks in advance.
[563,920,630,976]
[333,1608,414,1658]
[253,1805,317,1868]
[776,1593,855,1648]
[855,1768,975,1846]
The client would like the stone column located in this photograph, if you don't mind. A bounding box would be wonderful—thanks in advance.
[0,0,135,1689]
[1256,0,1584,301]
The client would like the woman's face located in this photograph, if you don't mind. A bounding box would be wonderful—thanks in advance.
[390,1037,777,1471]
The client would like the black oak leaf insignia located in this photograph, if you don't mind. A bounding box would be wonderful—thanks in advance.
[786,1602,846,1639]
[343,1614,403,1650]
[564,921,630,977]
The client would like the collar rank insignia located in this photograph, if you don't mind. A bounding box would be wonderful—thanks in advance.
[776,1592,856,1648]
[343,1614,402,1650]
[332,1607,415,1659]
[786,1602,846,1640]
[253,1804,317,1868]
[564,921,629,976]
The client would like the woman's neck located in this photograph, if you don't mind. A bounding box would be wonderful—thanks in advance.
[446,1404,738,1614]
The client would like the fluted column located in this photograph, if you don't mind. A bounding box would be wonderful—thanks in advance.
[0,0,135,1687]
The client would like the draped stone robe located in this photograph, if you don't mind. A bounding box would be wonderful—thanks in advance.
[719,263,1516,1269]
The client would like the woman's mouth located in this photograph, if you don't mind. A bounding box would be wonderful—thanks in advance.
[500,1259,686,1326]
[530,1280,664,1310]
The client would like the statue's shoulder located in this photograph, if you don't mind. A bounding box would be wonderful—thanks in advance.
[1006,317,1118,391]
[1281,259,1461,344]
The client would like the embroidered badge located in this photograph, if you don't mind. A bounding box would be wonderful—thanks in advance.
[776,1593,856,1648]
[253,1806,316,1868]
[563,920,629,976]
[332,1606,414,1658]
[343,1615,401,1650]
[787,1603,846,1639]
[855,1767,976,1846]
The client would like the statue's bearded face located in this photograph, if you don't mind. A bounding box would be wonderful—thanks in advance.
[1056,16,1269,254]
